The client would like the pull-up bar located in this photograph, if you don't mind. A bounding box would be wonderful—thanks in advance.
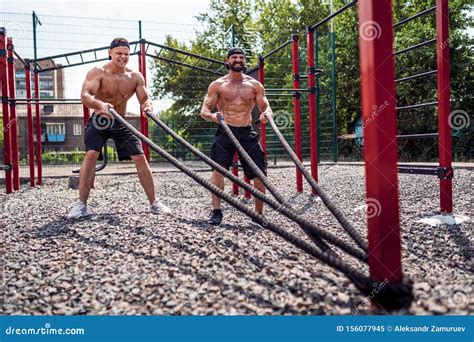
[393,6,436,29]
[309,0,358,31]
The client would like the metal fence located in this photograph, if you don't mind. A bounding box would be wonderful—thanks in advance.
[1,4,472,187]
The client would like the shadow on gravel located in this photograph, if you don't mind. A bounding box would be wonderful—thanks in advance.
[35,214,122,238]
[177,217,262,235]
[446,224,473,263]
[33,214,352,314]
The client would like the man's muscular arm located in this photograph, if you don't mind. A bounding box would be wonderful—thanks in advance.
[200,81,220,124]
[135,72,153,114]
[80,67,111,115]
[255,81,273,124]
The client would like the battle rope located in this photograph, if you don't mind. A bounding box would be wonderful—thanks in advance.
[146,111,366,263]
[112,108,412,311]
[264,112,368,251]
[215,115,331,251]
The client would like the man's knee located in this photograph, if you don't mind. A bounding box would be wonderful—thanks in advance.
[211,170,224,183]
[84,150,100,162]
[253,178,265,189]
[131,154,147,164]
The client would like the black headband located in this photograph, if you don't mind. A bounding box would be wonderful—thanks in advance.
[110,39,130,50]
[227,47,246,58]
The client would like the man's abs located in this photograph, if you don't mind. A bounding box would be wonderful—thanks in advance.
[219,110,253,127]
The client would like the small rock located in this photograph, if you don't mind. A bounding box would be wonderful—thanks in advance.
[415,282,431,292]
[337,293,350,303]
[428,301,448,315]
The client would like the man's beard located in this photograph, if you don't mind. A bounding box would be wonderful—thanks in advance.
[229,63,245,72]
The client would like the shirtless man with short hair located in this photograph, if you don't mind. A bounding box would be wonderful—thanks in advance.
[200,47,273,226]
[68,37,171,219]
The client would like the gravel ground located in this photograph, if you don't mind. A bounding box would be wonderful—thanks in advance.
[1,165,472,315]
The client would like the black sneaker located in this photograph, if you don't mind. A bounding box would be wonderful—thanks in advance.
[250,215,265,229]
[208,209,223,226]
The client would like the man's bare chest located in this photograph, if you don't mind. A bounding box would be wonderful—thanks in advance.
[99,74,136,98]
[219,83,255,103]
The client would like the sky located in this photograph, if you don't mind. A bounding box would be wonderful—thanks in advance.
[1,0,210,23]
[1,0,212,113]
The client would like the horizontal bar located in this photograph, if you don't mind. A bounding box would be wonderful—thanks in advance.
[0,164,12,171]
[393,6,436,29]
[396,101,438,111]
[266,88,308,92]
[397,133,438,139]
[32,41,141,63]
[395,70,437,83]
[265,94,295,97]
[397,166,438,175]
[35,54,138,73]
[13,50,29,67]
[14,101,83,105]
[309,0,358,31]
[146,41,225,66]
[145,53,223,76]
[262,40,292,60]
[11,98,82,102]
[394,38,436,56]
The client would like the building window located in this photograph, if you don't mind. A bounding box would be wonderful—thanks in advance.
[73,124,82,136]
[46,123,66,142]
[43,105,54,115]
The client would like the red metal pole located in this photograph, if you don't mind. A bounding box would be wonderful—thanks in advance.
[0,28,12,193]
[232,153,239,196]
[258,56,267,153]
[7,37,20,190]
[436,0,453,213]
[25,66,35,187]
[292,34,303,193]
[83,105,90,127]
[140,40,150,161]
[34,71,42,185]
[358,0,402,283]
[307,29,318,195]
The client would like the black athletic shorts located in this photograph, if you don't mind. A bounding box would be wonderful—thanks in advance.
[84,113,144,161]
[211,124,267,180]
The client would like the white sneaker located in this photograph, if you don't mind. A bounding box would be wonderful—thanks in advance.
[150,200,172,214]
[67,201,92,219]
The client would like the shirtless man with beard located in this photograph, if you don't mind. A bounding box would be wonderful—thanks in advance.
[200,47,273,227]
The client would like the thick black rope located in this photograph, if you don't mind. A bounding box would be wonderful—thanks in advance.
[112,109,412,312]
[264,113,368,252]
[146,111,366,263]
[216,115,332,252]
[110,109,365,278]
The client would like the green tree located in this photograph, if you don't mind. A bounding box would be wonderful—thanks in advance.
[149,0,473,161]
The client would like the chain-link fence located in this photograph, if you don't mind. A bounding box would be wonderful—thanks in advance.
[1,6,471,186]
